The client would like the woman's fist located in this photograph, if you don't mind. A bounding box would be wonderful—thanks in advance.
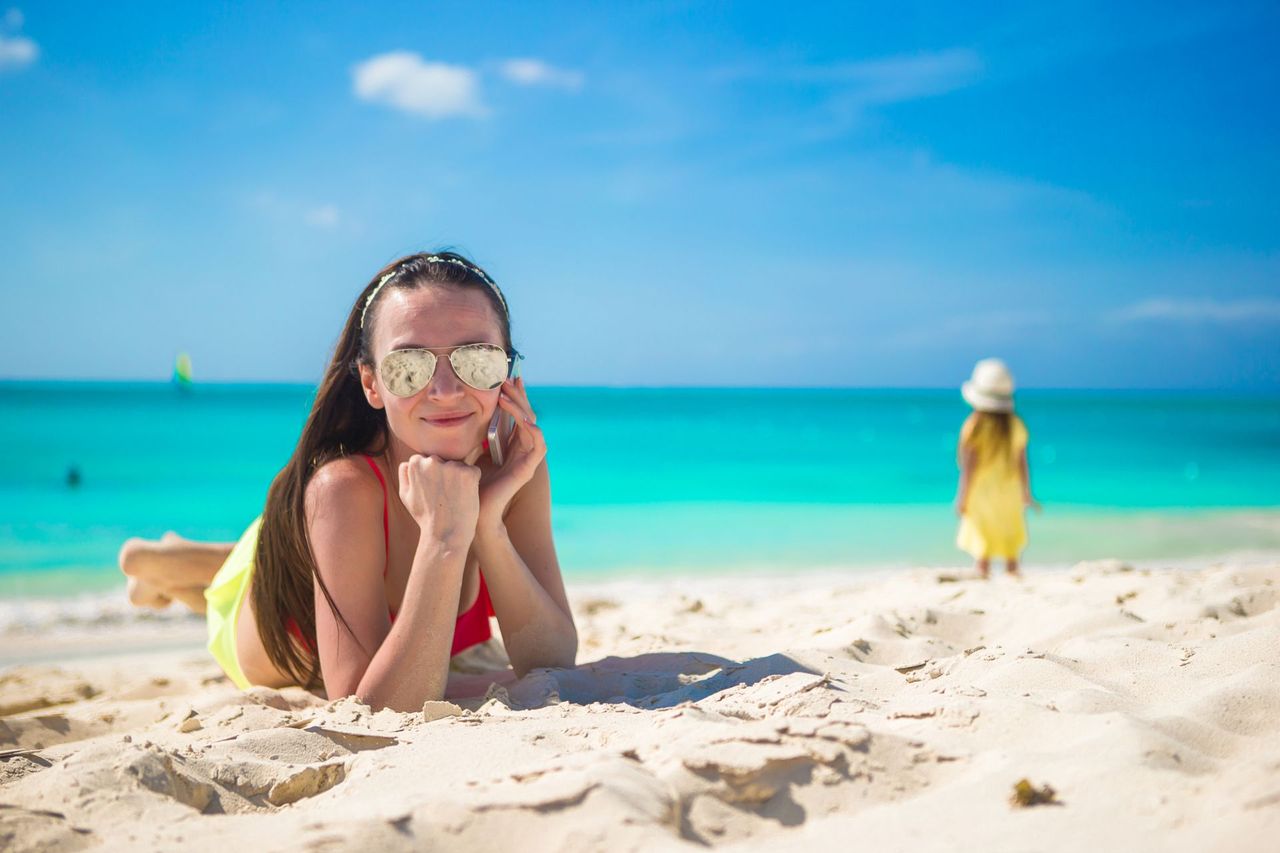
[398,455,481,546]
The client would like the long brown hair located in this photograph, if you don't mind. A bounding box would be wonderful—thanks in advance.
[252,251,513,689]
[964,411,1015,464]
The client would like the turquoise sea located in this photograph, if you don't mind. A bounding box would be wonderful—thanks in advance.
[2,382,1280,599]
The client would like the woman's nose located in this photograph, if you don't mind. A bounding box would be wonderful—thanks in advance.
[425,355,465,399]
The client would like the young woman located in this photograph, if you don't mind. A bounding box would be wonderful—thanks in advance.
[954,358,1041,579]
[119,252,577,711]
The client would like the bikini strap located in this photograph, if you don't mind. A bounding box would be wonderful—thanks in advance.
[360,454,391,574]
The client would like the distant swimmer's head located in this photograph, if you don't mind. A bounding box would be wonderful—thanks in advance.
[344,252,514,462]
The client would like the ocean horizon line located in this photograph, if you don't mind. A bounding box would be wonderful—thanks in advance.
[3,377,1280,400]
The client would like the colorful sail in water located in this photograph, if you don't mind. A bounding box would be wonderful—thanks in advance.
[173,352,193,387]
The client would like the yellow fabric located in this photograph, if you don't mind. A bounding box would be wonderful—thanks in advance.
[956,416,1029,559]
[204,516,263,690]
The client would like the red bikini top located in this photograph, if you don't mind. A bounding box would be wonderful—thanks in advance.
[285,454,494,656]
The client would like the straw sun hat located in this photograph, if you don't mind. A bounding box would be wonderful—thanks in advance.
[962,358,1016,413]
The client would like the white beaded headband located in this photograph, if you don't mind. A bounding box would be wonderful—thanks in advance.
[359,255,509,329]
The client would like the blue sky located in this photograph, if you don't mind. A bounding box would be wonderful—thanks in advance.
[1,1,1277,389]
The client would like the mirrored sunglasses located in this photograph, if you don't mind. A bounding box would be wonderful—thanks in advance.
[379,344,519,397]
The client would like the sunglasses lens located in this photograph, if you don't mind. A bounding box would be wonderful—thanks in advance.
[450,344,509,390]
[380,350,436,397]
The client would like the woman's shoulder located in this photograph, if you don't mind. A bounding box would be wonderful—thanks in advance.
[304,455,384,516]
[1012,414,1029,445]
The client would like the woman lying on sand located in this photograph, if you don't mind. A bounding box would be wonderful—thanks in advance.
[119,252,577,711]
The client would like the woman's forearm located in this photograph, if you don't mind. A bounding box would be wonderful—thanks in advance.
[473,525,577,677]
[955,455,973,506]
[354,537,468,711]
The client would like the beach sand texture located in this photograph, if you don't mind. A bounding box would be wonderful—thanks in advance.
[2,559,1278,852]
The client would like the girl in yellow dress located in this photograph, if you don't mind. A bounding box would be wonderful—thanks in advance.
[954,358,1041,578]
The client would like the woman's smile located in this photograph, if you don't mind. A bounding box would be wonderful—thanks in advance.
[420,411,474,428]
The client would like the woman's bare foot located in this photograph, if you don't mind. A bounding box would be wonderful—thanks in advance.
[1006,559,1021,579]
[126,576,173,609]
[976,558,991,580]
[118,532,232,613]
[120,534,178,608]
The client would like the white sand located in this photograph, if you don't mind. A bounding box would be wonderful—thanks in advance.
[2,558,1278,851]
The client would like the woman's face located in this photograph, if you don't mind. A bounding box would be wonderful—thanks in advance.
[360,285,507,462]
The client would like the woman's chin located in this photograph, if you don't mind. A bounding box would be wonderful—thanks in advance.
[410,437,484,462]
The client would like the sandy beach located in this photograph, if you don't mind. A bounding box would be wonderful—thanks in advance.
[2,557,1278,852]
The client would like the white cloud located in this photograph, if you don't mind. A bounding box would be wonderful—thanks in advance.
[499,58,583,90]
[1108,297,1280,324]
[0,33,36,70]
[815,49,983,105]
[888,309,1058,348]
[305,204,341,229]
[709,48,982,139]
[246,191,354,231]
[352,52,486,119]
[716,48,982,106]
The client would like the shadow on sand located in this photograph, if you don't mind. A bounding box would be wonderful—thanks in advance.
[493,651,821,711]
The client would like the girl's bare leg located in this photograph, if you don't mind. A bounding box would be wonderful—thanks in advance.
[975,557,990,580]
[1006,558,1021,578]
[118,533,235,613]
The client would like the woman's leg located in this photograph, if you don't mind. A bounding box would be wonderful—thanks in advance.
[1006,558,1020,577]
[118,533,234,612]
[975,557,990,580]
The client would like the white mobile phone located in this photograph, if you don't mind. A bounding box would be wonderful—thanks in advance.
[486,357,521,466]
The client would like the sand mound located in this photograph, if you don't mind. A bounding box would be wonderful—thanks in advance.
[2,559,1279,851]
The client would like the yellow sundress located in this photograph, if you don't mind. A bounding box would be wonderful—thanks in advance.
[956,415,1029,559]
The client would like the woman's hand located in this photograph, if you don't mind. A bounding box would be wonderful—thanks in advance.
[1024,494,1043,513]
[954,494,967,517]
[478,377,547,531]
[398,454,481,547]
